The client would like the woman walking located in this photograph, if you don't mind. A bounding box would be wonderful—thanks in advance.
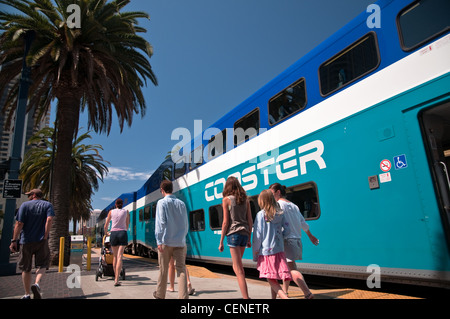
[218,176,253,299]
[104,198,130,286]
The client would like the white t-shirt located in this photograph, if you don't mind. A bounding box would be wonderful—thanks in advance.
[278,200,309,239]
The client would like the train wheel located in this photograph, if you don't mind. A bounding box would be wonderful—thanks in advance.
[150,250,158,259]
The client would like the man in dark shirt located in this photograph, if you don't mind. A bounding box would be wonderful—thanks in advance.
[9,189,55,299]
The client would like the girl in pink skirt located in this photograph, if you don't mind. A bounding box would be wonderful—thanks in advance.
[252,190,292,299]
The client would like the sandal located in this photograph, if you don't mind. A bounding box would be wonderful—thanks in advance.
[305,292,314,299]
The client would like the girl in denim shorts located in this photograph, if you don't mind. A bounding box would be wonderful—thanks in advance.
[218,177,253,299]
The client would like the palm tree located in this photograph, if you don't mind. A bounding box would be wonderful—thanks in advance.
[19,127,55,197]
[1,0,157,263]
[69,130,109,232]
[20,127,109,247]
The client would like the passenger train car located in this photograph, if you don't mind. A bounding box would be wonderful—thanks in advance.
[100,0,450,287]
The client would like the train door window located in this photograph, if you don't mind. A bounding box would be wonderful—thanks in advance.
[397,0,450,51]
[319,32,380,96]
[234,108,260,146]
[269,79,307,125]
[420,102,450,249]
[138,208,144,222]
[249,195,261,222]
[207,129,227,161]
[190,209,205,231]
[144,205,151,220]
[174,159,186,179]
[189,145,203,170]
[285,182,320,220]
[209,204,223,230]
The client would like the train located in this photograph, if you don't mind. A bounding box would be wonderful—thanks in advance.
[99,0,450,288]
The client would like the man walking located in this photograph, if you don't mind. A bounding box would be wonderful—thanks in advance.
[9,189,55,299]
[153,180,189,299]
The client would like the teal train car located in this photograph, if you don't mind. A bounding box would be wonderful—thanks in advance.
[101,0,450,287]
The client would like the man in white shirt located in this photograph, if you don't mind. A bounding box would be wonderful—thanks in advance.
[154,180,189,299]
[270,183,318,299]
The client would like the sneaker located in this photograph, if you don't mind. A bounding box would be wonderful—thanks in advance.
[21,295,31,299]
[31,284,41,299]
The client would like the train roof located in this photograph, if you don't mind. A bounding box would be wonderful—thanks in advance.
[98,191,136,221]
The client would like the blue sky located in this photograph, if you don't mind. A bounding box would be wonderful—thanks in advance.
[70,0,374,210]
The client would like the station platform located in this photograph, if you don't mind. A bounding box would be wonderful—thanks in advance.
[0,248,423,300]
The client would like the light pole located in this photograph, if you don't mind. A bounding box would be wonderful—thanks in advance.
[0,31,35,275]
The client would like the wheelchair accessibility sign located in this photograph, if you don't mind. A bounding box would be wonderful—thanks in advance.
[394,154,408,170]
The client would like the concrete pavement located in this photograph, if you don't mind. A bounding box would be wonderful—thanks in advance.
[0,248,422,300]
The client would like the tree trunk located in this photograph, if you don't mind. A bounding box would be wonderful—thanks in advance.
[48,85,81,265]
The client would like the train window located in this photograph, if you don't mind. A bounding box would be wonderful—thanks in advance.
[207,129,227,161]
[249,195,260,222]
[234,108,260,146]
[190,209,205,231]
[209,204,223,230]
[319,32,379,96]
[144,205,151,220]
[189,145,203,170]
[138,208,144,222]
[397,0,450,51]
[269,79,306,125]
[174,159,186,179]
[163,165,173,181]
[152,203,157,218]
[285,182,320,220]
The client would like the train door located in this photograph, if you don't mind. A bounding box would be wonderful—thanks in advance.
[420,100,450,252]
[131,209,137,254]
[132,193,137,254]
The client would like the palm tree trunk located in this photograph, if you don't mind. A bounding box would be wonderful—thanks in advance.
[49,85,81,265]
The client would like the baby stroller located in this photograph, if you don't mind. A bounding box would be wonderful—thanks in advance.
[95,235,126,281]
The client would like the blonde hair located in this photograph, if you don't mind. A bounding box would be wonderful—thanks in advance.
[258,189,281,222]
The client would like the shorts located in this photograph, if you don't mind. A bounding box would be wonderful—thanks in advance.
[284,238,303,262]
[227,233,248,247]
[18,240,50,272]
[110,230,128,246]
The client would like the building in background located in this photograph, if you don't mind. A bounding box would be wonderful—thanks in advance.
[0,82,51,232]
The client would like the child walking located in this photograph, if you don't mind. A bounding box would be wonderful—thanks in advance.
[218,176,253,299]
[252,189,292,299]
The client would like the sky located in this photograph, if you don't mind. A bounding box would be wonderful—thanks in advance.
[63,0,375,210]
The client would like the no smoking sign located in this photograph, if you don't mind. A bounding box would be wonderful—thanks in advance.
[380,159,391,172]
